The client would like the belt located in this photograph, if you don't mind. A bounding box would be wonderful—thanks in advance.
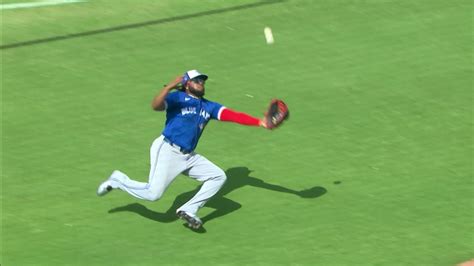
[163,137,192,154]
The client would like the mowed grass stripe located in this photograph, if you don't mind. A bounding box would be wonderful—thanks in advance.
[1,0,472,265]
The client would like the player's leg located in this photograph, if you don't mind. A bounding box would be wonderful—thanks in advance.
[98,168,144,196]
[117,136,187,200]
[100,136,187,200]
[109,170,148,189]
[177,154,227,217]
[98,138,165,196]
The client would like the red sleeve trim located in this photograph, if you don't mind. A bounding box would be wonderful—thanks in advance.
[220,108,261,126]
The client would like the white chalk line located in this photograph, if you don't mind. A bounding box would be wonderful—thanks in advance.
[0,0,86,10]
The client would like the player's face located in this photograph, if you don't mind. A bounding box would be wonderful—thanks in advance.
[187,77,206,97]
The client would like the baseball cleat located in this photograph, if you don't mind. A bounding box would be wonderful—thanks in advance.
[177,210,202,229]
[97,170,126,196]
[97,180,113,196]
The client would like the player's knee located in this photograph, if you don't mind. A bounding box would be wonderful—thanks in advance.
[147,190,164,201]
[148,193,162,201]
[216,170,227,183]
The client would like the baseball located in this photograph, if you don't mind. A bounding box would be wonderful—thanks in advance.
[264,27,274,44]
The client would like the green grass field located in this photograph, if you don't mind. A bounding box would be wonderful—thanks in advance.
[1,0,473,265]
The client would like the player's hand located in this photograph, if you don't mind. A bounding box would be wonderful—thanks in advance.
[259,119,269,129]
[165,76,184,90]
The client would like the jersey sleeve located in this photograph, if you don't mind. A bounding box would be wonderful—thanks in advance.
[209,101,225,120]
[165,91,180,110]
[219,108,261,126]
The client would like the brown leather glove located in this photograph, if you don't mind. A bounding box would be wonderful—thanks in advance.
[263,99,289,129]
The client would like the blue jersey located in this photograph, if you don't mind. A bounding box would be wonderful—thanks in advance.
[162,91,225,152]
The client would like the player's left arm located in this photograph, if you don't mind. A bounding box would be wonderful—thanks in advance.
[217,107,268,128]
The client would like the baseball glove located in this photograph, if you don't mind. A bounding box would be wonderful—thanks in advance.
[264,99,289,129]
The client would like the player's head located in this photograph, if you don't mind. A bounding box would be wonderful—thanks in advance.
[182,69,208,98]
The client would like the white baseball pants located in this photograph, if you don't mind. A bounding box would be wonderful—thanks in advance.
[110,135,227,216]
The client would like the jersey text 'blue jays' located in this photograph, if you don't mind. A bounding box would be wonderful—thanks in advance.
[162,91,224,152]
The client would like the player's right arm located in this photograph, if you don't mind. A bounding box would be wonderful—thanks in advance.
[151,76,182,111]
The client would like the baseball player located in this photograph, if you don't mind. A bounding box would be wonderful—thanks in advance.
[97,70,286,229]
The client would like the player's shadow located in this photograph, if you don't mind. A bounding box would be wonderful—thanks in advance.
[108,167,326,230]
